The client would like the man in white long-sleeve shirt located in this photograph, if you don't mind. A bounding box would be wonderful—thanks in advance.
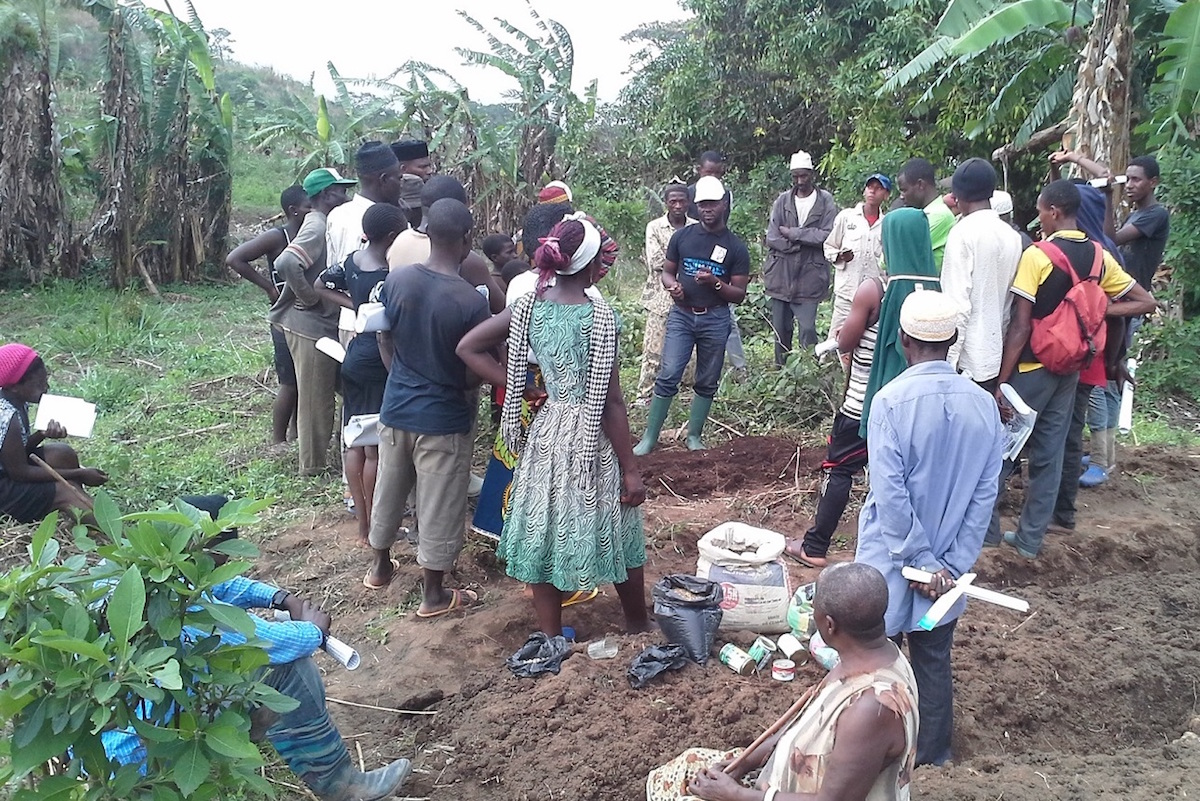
[823,173,890,339]
[939,158,1022,392]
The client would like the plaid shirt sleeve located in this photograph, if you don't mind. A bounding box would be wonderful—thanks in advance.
[212,576,278,609]
[208,577,323,664]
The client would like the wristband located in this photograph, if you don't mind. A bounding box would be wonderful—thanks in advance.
[713,280,724,291]
[764,788,779,801]
[270,590,291,610]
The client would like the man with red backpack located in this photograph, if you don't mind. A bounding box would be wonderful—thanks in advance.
[985,180,1155,559]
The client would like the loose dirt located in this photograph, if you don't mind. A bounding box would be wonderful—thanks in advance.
[251,438,1200,800]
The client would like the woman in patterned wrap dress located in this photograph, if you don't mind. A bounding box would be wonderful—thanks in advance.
[457,216,651,637]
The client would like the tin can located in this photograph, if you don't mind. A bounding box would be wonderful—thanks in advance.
[771,659,796,682]
[775,632,802,657]
[719,643,755,675]
[748,636,777,670]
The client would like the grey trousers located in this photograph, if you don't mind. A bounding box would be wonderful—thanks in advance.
[284,329,338,476]
[771,299,819,365]
[985,367,1079,555]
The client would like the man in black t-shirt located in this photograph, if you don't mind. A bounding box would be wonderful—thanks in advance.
[1115,154,1170,293]
[634,176,750,455]
[365,199,490,616]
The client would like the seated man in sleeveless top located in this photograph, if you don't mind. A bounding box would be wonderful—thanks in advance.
[647,562,919,801]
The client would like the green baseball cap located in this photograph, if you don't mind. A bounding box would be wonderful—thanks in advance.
[302,167,357,198]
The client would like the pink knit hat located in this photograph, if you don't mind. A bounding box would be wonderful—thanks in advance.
[0,343,39,388]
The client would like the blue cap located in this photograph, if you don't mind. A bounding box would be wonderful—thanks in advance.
[865,173,893,192]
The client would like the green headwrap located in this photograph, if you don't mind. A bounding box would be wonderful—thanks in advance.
[858,207,942,438]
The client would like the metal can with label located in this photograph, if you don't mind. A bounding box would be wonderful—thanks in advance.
[748,635,777,671]
[719,643,755,675]
[771,659,796,682]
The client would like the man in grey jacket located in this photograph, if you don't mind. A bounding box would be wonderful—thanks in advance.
[763,150,838,365]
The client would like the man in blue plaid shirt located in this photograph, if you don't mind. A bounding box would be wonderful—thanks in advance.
[102,496,412,801]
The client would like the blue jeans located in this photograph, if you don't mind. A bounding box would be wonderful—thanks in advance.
[655,305,733,399]
[725,311,747,371]
[986,367,1079,555]
[264,656,352,795]
[1086,382,1120,431]
[893,619,957,766]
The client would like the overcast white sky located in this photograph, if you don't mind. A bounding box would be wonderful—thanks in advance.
[150,0,691,103]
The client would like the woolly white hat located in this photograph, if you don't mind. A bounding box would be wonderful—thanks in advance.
[900,290,958,343]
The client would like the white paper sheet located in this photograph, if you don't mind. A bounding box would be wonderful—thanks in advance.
[999,383,1037,462]
[342,413,380,448]
[338,307,357,332]
[354,302,388,333]
[33,394,96,438]
[315,337,346,363]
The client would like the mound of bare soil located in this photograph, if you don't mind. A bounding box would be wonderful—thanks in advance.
[249,439,1200,800]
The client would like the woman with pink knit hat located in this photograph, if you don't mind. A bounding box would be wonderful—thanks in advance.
[0,343,107,523]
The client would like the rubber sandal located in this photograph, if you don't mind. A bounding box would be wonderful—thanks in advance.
[561,588,600,608]
[363,558,400,590]
[783,541,827,568]
[416,588,479,619]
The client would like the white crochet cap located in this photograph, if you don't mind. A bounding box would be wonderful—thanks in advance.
[991,190,1014,215]
[900,290,958,342]
[790,150,815,171]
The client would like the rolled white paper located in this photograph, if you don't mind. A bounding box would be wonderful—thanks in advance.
[1118,358,1136,435]
[273,611,360,670]
[322,636,361,671]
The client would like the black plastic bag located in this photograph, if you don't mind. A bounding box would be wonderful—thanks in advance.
[506,632,572,678]
[652,575,724,665]
[628,644,689,689]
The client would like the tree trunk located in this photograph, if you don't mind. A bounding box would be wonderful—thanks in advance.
[0,39,72,281]
[1064,0,1133,174]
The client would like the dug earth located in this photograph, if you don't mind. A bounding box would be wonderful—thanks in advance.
[251,438,1200,800]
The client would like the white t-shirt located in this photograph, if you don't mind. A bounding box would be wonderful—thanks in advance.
[325,194,373,268]
[793,191,818,227]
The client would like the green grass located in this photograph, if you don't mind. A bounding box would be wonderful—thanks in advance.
[1124,412,1200,447]
[0,280,341,521]
[230,144,299,222]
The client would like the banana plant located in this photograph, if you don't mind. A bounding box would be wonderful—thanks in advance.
[882,0,1197,148]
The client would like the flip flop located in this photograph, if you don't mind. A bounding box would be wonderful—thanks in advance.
[416,588,479,619]
[561,588,600,608]
[363,558,400,590]
[783,541,828,568]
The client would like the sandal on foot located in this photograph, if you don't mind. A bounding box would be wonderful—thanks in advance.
[416,588,479,619]
[561,588,600,608]
[783,541,827,568]
[363,558,400,590]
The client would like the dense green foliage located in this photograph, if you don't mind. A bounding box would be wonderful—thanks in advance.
[0,496,291,799]
[1157,144,1200,314]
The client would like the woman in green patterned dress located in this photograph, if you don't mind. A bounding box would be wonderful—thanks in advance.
[457,216,650,637]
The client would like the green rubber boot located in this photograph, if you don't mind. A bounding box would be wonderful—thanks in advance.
[633,395,673,456]
[686,395,714,451]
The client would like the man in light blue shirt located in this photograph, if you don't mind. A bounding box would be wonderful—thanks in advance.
[855,291,1004,768]
[103,496,413,801]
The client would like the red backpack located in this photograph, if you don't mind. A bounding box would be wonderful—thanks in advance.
[1029,240,1108,375]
